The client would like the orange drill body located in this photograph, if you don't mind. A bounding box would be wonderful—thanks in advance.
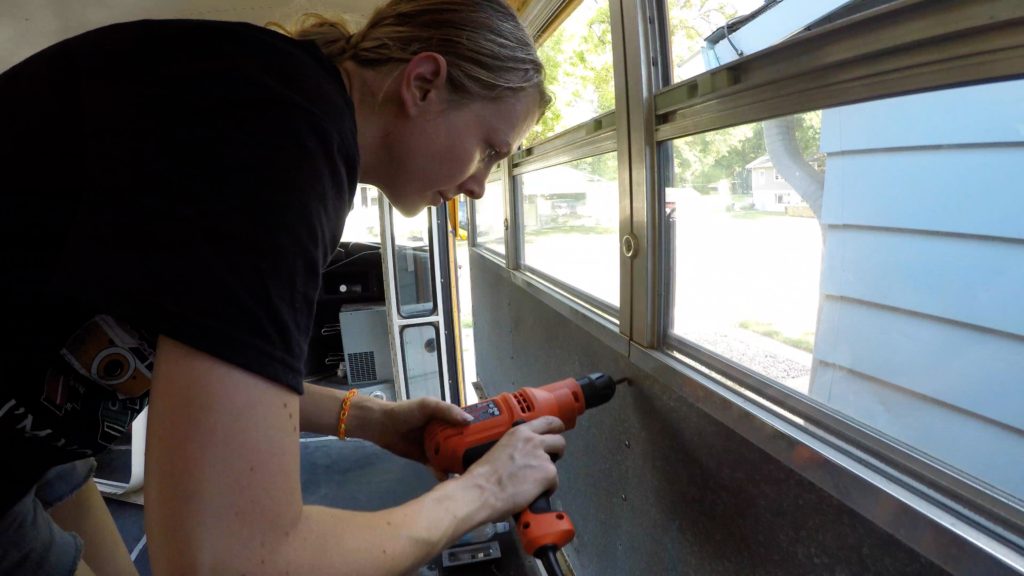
[425,377,585,474]
[424,373,620,573]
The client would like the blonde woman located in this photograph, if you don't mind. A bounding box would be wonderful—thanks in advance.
[0,1,559,574]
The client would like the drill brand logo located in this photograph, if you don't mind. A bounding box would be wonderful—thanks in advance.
[464,400,502,423]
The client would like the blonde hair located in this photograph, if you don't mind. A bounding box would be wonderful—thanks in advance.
[270,0,550,111]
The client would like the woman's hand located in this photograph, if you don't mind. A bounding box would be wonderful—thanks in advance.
[355,396,473,463]
[460,416,566,520]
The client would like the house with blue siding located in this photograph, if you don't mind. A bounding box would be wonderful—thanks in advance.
[810,80,1024,497]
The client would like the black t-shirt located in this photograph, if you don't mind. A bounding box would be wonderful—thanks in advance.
[0,19,359,512]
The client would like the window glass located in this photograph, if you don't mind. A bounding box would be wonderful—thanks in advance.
[664,0,869,85]
[526,0,615,145]
[401,324,443,400]
[667,111,822,390]
[341,185,382,243]
[391,207,436,318]
[665,80,1024,499]
[474,178,506,255]
[519,152,619,308]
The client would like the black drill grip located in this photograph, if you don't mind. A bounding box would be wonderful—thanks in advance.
[529,491,554,514]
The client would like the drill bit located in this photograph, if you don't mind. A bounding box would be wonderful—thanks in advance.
[613,377,630,386]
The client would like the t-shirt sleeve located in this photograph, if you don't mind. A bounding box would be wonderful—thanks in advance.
[118,101,347,393]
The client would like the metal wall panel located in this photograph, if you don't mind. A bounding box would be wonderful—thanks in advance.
[469,251,950,575]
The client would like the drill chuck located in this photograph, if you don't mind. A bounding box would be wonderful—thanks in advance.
[578,373,617,410]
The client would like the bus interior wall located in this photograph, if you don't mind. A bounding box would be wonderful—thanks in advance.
[468,250,948,576]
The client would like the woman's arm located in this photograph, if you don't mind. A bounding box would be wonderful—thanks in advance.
[145,336,564,576]
[299,381,366,437]
[300,382,475,463]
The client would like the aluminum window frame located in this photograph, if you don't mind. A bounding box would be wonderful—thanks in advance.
[504,0,631,330]
[630,342,1024,575]
[653,0,1024,140]
[643,0,1024,571]
[489,0,1024,570]
[512,144,623,318]
[518,263,620,320]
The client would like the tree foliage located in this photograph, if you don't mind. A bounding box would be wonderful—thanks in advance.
[672,111,821,194]
[526,0,822,189]
[527,0,614,147]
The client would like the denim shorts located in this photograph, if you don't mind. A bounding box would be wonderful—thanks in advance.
[0,458,96,576]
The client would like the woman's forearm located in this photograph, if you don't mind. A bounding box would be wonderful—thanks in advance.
[281,475,494,575]
[299,382,383,440]
[150,473,497,576]
[147,338,509,576]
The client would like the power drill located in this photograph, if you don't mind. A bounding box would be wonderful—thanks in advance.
[424,373,622,576]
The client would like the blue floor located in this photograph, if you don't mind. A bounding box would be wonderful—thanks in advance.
[105,435,534,575]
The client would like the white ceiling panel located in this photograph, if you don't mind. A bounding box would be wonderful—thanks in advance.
[1,0,383,71]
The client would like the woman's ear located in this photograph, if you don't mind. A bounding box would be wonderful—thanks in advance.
[400,52,449,116]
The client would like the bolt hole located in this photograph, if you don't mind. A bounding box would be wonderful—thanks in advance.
[522,522,531,530]
[556,513,565,520]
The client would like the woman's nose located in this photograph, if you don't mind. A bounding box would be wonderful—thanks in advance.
[458,172,486,200]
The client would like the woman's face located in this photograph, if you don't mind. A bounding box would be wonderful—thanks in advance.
[380,89,539,217]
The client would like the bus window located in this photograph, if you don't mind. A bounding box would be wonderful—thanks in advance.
[663,81,1024,500]
[527,0,616,146]
[665,0,885,85]
[474,175,508,257]
[519,152,620,309]
[665,112,822,391]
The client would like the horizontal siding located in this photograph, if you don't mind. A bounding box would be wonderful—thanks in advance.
[812,80,1024,498]
[820,147,1024,241]
[814,362,1024,498]
[820,227,1024,337]
[814,296,1024,431]
[820,79,1024,153]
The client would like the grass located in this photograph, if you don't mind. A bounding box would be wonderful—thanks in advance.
[461,317,474,329]
[739,320,815,353]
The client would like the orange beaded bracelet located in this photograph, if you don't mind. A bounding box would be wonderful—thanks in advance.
[337,388,359,439]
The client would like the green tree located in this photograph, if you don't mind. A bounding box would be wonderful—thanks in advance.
[576,152,617,181]
[526,0,615,146]
[531,28,567,144]
[673,123,762,192]
[526,0,821,193]
[795,110,822,160]
[671,111,821,195]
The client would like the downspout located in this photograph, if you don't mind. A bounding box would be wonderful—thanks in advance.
[762,115,824,220]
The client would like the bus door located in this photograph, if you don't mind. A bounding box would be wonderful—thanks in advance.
[378,197,464,404]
